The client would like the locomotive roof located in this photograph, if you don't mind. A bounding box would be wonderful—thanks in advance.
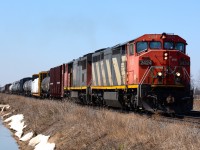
[95,48,107,53]
[115,33,186,44]
[134,33,186,43]
[20,77,32,80]
[83,52,93,57]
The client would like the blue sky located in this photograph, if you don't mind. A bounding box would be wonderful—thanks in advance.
[0,0,200,86]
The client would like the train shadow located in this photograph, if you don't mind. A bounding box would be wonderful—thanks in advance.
[175,110,200,118]
[183,110,200,117]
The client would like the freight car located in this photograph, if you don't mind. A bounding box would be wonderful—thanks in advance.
[0,86,5,93]
[11,81,20,94]
[0,84,11,93]
[23,79,32,96]
[4,84,11,93]
[31,71,49,97]
[41,76,50,98]
[49,65,64,98]
[10,77,32,95]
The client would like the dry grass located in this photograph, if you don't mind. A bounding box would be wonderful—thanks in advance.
[193,100,200,111]
[1,93,200,150]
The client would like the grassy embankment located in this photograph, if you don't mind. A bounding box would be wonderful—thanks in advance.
[1,93,200,150]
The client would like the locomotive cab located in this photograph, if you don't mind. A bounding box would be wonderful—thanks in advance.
[127,33,193,114]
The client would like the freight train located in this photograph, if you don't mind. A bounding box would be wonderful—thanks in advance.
[0,33,193,114]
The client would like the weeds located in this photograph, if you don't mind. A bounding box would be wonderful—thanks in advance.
[1,93,200,150]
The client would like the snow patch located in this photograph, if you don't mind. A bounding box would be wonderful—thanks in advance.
[4,114,26,138]
[29,134,50,147]
[4,114,24,123]
[29,134,55,150]
[20,132,34,141]
[1,105,56,150]
[35,142,55,150]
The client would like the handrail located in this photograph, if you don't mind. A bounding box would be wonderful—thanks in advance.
[183,67,190,84]
[139,66,151,85]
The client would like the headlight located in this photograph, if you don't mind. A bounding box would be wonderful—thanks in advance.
[157,72,162,77]
[163,52,168,60]
[176,72,181,77]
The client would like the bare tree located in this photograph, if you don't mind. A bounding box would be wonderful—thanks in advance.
[193,71,200,95]
[191,74,195,89]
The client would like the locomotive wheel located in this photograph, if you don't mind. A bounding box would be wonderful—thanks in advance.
[130,95,138,111]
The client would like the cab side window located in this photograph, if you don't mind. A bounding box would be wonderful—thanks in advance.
[164,42,174,50]
[175,42,185,53]
[136,42,148,53]
[150,41,161,49]
[129,44,134,55]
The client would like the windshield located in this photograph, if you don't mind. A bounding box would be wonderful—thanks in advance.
[150,41,161,49]
[175,42,185,52]
[136,42,148,53]
[164,42,174,50]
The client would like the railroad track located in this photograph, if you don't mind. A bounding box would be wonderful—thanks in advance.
[148,111,200,127]
[106,107,200,127]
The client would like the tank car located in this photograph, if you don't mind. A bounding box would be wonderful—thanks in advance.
[41,76,50,98]
[23,79,32,96]
[9,84,13,93]
[9,77,31,95]
[4,84,11,93]
[0,84,11,93]
[31,77,39,95]
[0,86,5,93]
[31,72,49,97]
[19,77,32,95]
[11,81,20,94]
